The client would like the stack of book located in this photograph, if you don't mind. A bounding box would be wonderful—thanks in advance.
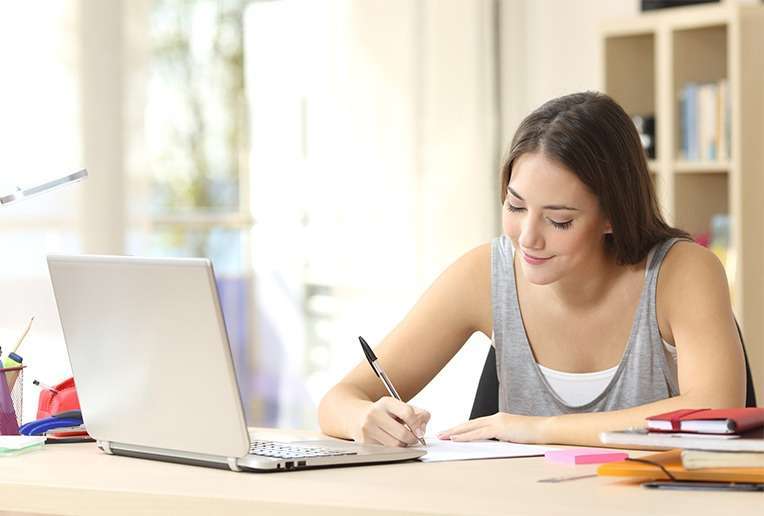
[679,80,731,162]
[647,408,764,470]
[598,408,764,484]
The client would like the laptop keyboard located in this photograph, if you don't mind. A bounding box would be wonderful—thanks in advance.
[249,440,358,459]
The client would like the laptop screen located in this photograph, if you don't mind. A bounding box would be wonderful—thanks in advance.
[48,254,251,458]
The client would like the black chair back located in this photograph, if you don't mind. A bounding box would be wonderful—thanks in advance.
[737,321,758,409]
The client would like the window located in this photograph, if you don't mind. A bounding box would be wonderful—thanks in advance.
[133,0,258,420]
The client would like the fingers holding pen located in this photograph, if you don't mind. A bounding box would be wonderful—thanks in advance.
[355,336,429,446]
[356,397,431,447]
[375,398,429,445]
[358,400,413,447]
[364,424,410,448]
[377,416,420,446]
[382,398,430,439]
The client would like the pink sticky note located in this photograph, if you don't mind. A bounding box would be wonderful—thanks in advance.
[544,448,628,465]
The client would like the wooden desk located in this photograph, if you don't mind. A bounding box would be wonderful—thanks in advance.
[0,429,760,515]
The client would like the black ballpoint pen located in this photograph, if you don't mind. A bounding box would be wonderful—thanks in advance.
[358,336,427,446]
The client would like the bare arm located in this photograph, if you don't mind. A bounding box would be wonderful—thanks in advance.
[318,244,491,444]
[440,242,746,446]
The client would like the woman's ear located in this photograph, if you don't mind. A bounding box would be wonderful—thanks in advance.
[603,221,613,235]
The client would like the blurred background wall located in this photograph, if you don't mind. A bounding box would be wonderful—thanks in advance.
[1,0,759,432]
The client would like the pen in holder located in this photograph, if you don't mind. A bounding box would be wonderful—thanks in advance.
[0,365,24,435]
[36,377,80,420]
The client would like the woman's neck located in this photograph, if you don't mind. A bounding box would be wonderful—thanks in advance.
[545,250,630,311]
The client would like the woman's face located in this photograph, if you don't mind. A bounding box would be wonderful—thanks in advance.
[502,152,612,286]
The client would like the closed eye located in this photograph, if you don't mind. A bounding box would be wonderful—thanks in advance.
[506,202,573,230]
[549,219,573,230]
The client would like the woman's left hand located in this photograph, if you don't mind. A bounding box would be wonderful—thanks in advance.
[437,413,550,444]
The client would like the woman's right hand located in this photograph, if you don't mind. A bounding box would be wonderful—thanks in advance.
[354,397,430,447]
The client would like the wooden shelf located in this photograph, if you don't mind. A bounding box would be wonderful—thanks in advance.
[673,160,731,173]
[603,2,764,402]
[602,3,734,35]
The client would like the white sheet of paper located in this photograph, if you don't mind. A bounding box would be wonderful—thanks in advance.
[414,438,556,462]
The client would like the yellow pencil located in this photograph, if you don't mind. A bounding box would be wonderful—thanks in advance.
[3,316,34,389]
[10,315,34,355]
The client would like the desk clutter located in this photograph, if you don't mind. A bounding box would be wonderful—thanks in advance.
[0,316,92,444]
[22,377,92,443]
[1,373,92,445]
[598,407,764,491]
[0,316,35,435]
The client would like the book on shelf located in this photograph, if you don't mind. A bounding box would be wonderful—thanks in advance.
[646,408,764,434]
[681,449,764,470]
[694,213,735,294]
[679,79,730,162]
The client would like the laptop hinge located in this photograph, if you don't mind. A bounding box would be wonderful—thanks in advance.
[227,457,242,472]
[99,440,113,455]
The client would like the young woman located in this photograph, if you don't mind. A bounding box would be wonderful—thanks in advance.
[318,91,746,447]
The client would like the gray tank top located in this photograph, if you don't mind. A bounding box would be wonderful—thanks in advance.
[492,235,682,416]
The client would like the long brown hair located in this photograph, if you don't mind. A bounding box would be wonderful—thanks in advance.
[500,91,688,265]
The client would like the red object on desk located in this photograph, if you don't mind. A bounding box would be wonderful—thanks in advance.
[647,408,764,434]
[36,377,81,419]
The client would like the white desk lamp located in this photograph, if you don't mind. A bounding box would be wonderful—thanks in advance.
[0,169,88,206]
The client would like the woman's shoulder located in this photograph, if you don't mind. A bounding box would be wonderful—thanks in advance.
[448,243,492,296]
[452,242,491,276]
[427,244,491,289]
[658,239,730,306]
[661,239,726,279]
[423,243,492,336]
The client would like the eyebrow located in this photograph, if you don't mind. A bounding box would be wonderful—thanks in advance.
[507,187,579,211]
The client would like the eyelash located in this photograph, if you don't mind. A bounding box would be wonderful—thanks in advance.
[505,202,573,230]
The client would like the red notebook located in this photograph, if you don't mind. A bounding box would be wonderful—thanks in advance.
[646,408,764,434]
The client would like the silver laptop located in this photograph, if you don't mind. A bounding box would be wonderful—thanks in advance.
[47,254,424,471]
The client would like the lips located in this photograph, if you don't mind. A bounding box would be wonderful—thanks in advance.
[521,250,553,265]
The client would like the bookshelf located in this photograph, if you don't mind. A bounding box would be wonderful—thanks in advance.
[603,2,764,402]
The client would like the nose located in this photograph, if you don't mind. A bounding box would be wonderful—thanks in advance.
[517,215,545,251]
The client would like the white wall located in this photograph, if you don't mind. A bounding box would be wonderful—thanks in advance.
[416,0,499,285]
[78,0,128,255]
[409,0,499,434]
[500,0,640,141]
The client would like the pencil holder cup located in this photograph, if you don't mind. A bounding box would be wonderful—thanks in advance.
[0,365,24,435]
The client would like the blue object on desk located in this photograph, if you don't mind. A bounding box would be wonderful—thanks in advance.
[19,410,84,436]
